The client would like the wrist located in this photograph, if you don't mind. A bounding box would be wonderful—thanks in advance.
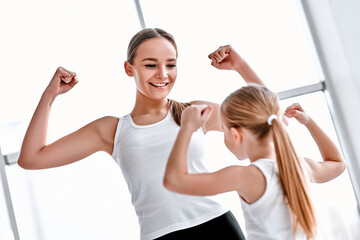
[234,57,246,74]
[179,125,196,136]
[41,89,57,106]
[304,117,314,128]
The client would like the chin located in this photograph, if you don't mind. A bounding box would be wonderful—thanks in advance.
[152,93,171,102]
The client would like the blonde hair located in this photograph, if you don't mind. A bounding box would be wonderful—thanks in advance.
[220,84,316,239]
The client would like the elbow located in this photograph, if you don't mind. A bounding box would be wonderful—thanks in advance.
[329,157,347,179]
[333,160,347,180]
[17,156,32,169]
[163,173,181,193]
[17,154,39,170]
[163,174,174,191]
[17,159,29,169]
[334,156,347,175]
[339,159,347,174]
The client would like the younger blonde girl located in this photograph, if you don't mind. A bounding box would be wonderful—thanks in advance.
[164,85,346,239]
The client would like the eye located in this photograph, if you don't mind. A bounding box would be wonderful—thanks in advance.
[145,64,156,68]
[167,64,176,68]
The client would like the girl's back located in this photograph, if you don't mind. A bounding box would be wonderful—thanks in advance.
[241,159,303,239]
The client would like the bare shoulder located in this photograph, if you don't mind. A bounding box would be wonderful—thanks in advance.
[94,116,119,127]
[237,164,267,204]
[91,116,119,154]
[94,116,119,137]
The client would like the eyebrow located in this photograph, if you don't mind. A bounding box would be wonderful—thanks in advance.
[141,58,177,62]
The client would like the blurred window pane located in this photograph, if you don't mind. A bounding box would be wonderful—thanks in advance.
[0,170,14,240]
[280,92,357,211]
[141,0,358,238]
[1,0,141,239]
[280,92,358,238]
[141,0,320,93]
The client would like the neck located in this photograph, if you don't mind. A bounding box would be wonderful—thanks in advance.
[132,91,169,116]
[247,138,276,163]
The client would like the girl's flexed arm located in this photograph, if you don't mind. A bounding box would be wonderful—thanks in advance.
[163,105,265,202]
[18,67,117,169]
[208,45,264,86]
[164,105,213,185]
[285,103,346,183]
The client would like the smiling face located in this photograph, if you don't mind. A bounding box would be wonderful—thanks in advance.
[125,37,177,102]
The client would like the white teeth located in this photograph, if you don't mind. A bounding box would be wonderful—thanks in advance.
[150,82,168,87]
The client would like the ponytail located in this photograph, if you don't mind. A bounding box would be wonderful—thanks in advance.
[221,85,317,239]
[168,99,190,126]
[272,119,316,239]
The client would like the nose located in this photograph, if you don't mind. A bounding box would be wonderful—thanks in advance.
[156,65,168,79]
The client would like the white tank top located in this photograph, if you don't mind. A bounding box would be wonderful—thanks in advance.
[240,158,306,240]
[112,110,227,240]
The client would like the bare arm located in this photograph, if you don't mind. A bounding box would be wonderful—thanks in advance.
[201,45,264,132]
[208,45,264,86]
[163,105,265,203]
[18,67,118,169]
[285,103,346,183]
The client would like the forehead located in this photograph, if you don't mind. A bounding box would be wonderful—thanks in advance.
[135,37,177,60]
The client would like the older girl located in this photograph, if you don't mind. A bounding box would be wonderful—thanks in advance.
[18,28,263,239]
[164,85,346,239]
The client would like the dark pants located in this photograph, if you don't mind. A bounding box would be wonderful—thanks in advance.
[156,211,246,240]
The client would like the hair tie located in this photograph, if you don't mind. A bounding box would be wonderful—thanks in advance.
[267,114,277,125]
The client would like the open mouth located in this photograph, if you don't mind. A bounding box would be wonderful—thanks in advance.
[149,82,169,87]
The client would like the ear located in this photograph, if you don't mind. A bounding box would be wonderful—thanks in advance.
[230,127,243,144]
[124,61,134,77]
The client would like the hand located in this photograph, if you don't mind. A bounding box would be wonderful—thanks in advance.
[208,45,244,71]
[181,105,213,132]
[45,67,78,96]
[284,103,310,125]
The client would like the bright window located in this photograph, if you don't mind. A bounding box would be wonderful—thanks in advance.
[0,0,141,239]
[140,0,358,238]
[0,0,358,239]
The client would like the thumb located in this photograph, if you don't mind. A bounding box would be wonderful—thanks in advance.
[285,109,298,118]
[290,110,307,124]
[210,59,221,69]
[292,109,303,118]
[55,67,76,84]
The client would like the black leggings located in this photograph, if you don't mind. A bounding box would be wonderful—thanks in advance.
[156,211,245,240]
